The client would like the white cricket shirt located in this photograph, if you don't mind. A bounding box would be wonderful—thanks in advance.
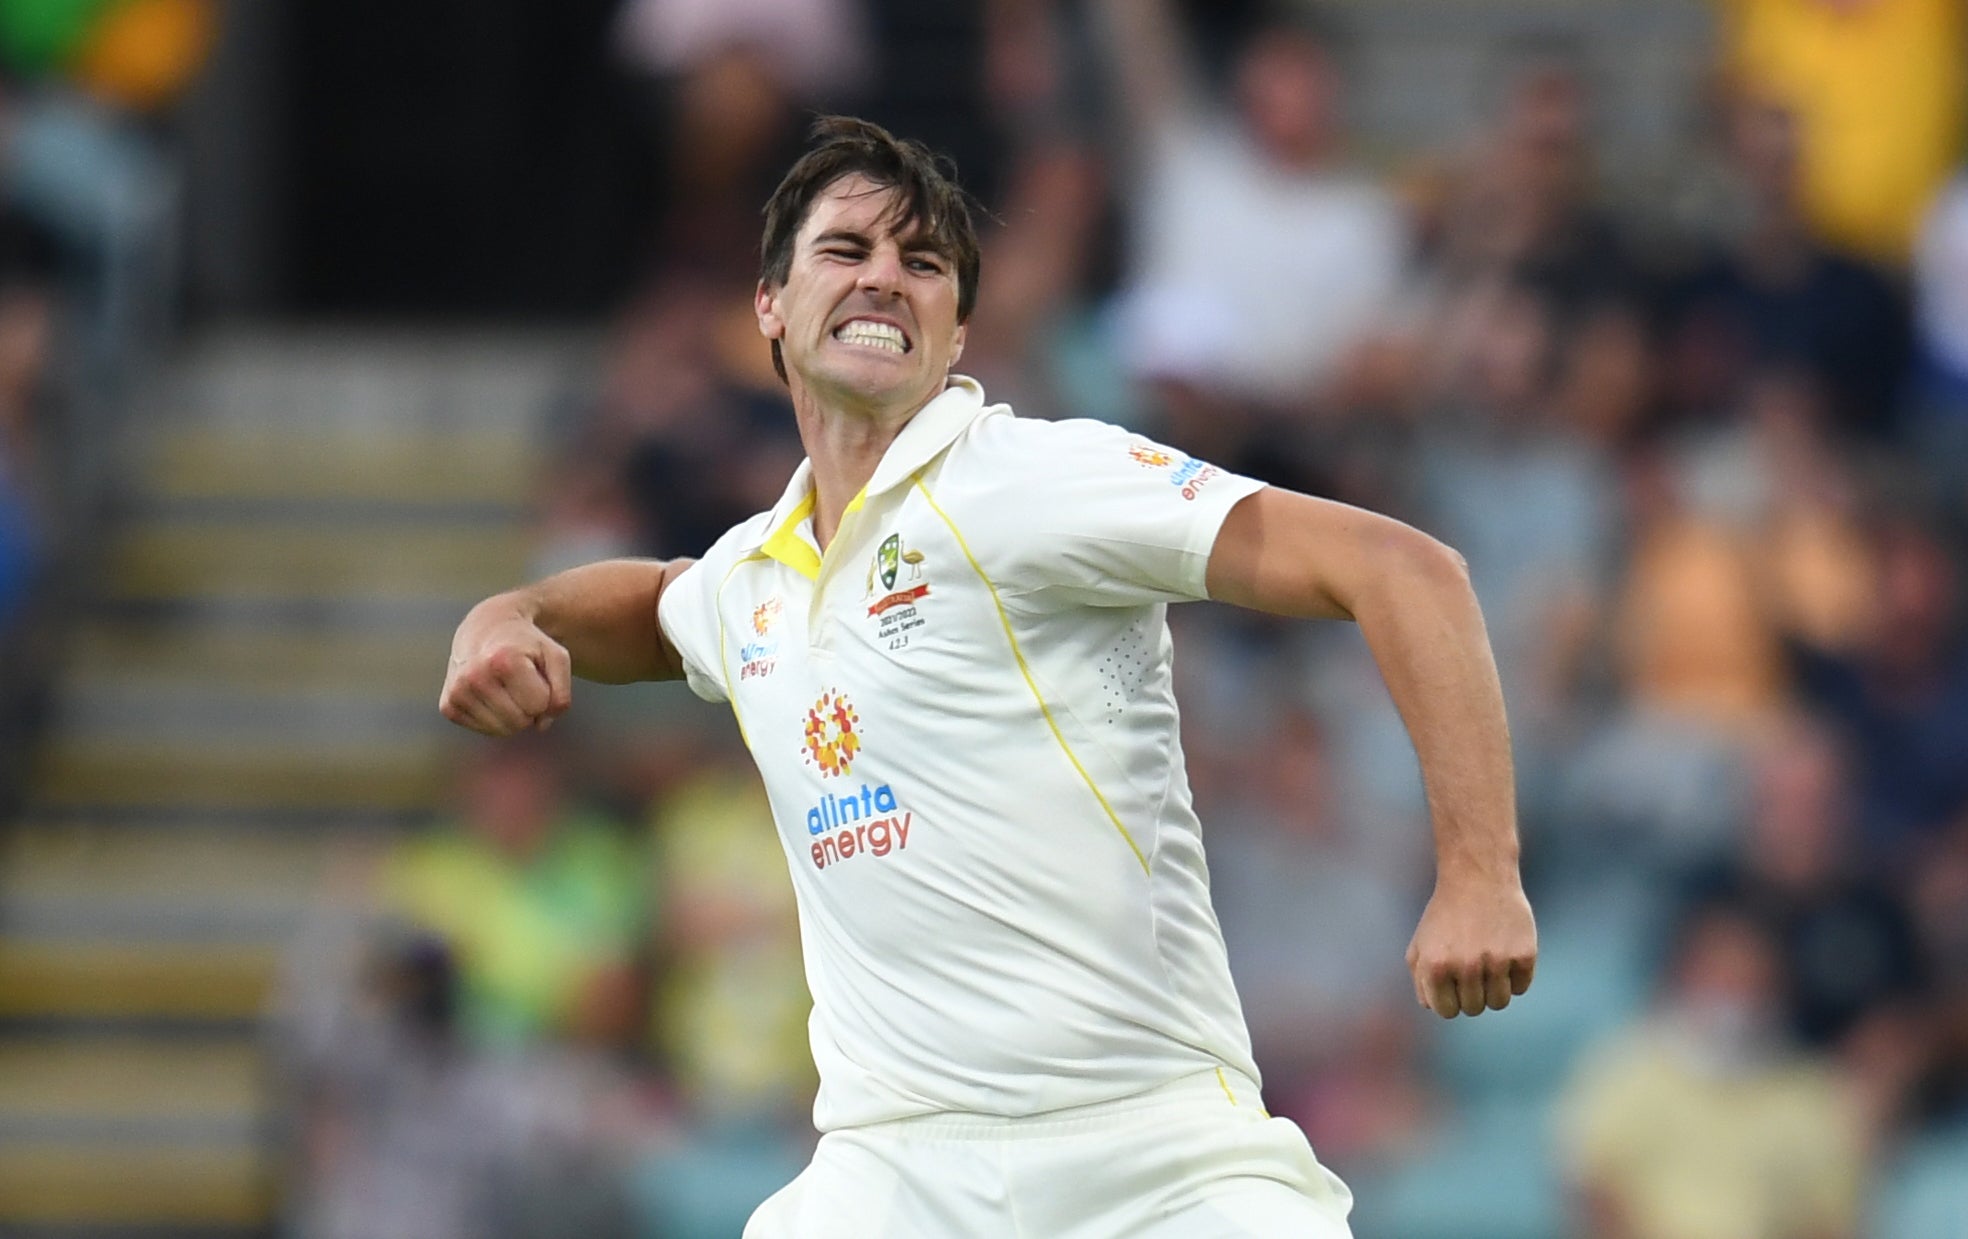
[657,376,1269,1131]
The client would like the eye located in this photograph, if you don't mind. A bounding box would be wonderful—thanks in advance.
[907,256,946,275]
[821,247,865,262]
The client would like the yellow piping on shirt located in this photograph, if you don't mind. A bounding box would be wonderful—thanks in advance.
[1214,1067,1237,1106]
[714,551,772,748]
[913,476,1151,875]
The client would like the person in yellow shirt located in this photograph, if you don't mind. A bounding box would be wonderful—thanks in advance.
[384,738,650,1050]
[1563,900,1867,1239]
[1719,0,1965,263]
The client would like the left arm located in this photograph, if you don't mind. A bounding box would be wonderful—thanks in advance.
[1205,486,1536,1018]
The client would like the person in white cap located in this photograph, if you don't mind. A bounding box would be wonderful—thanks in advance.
[441,115,1536,1238]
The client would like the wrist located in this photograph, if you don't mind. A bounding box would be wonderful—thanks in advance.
[1433,845,1523,893]
[460,590,538,645]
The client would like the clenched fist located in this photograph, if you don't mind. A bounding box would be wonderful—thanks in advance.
[1405,876,1538,1018]
[439,608,574,737]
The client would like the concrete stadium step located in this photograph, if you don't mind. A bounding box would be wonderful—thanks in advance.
[0,939,279,1022]
[0,1142,269,1229]
[30,738,450,815]
[99,519,531,605]
[0,822,340,941]
[167,328,582,433]
[143,427,538,506]
[65,621,448,694]
[53,676,445,748]
[0,1036,264,1138]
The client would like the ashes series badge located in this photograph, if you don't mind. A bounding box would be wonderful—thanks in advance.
[866,532,930,650]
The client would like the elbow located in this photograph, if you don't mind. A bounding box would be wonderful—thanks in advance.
[1395,527,1472,591]
[1366,528,1478,619]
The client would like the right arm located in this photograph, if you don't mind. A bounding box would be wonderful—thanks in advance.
[439,558,693,737]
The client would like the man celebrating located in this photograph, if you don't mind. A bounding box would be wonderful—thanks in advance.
[442,117,1535,1238]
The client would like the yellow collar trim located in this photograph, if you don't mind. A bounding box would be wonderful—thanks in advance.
[758,486,868,581]
[760,491,820,580]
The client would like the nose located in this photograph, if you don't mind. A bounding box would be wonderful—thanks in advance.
[858,243,906,298]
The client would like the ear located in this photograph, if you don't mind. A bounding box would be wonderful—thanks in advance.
[755,280,785,341]
[948,321,967,368]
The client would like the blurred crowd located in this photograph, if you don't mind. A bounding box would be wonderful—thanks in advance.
[276,2,1968,1238]
[0,0,208,808]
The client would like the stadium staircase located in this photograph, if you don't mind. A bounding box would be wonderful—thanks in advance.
[0,331,567,1236]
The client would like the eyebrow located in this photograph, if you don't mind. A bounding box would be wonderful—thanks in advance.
[809,228,948,258]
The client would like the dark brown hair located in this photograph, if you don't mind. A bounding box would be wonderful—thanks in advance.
[759,116,982,382]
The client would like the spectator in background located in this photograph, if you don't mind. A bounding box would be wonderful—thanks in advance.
[283,933,556,1239]
[1717,0,1963,266]
[1386,51,1644,435]
[0,211,57,813]
[1906,818,1968,1123]
[0,0,211,394]
[613,0,867,269]
[1561,898,1867,1239]
[1907,170,1968,492]
[1722,716,1926,1052]
[0,271,53,634]
[629,749,813,1239]
[544,275,803,562]
[1798,515,1968,868]
[1208,707,1419,1123]
[1412,281,1619,755]
[1555,367,1879,872]
[382,736,652,1052]
[1658,95,1910,437]
[1093,0,1407,417]
[1430,53,1636,314]
[947,0,1110,420]
[279,924,641,1239]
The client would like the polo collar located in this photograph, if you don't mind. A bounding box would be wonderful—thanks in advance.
[744,376,991,580]
[862,374,989,498]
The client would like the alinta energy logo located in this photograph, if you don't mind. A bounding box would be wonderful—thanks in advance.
[798,689,917,871]
[752,597,783,635]
[801,689,861,777]
[1128,440,1219,501]
[740,596,784,681]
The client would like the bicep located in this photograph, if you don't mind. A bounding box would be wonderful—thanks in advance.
[650,557,698,683]
[1205,487,1458,621]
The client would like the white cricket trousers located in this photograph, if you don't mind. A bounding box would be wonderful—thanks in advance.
[743,1068,1355,1238]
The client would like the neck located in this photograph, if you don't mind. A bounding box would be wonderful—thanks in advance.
[790,376,948,549]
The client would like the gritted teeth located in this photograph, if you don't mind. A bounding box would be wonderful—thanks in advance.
[833,319,910,353]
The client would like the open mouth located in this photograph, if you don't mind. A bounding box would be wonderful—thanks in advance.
[833,319,911,354]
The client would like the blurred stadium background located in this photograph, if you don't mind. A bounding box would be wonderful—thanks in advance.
[0,0,1964,1236]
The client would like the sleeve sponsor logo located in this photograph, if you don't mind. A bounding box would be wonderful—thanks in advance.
[752,597,784,635]
[739,596,783,679]
[1167,457,1220,500]
[1129,441,1219,498]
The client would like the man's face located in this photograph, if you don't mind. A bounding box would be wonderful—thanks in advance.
[756,174,966,416]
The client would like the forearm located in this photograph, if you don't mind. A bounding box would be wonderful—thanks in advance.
[1350,538,1519,886]
[1207,493,1519,883]
[458,558,682,685]
[1207,488,1534,1014]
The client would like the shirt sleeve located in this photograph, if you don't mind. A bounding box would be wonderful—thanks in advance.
[980,417,1266,609]
[656,557,730,703]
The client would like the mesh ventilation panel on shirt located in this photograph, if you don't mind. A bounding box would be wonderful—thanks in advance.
[1100,618,1154,725]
